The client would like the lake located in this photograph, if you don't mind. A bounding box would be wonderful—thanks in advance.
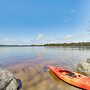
[0,46,90,90]
[0,46,90,67]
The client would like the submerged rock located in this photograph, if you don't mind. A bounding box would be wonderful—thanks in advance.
[77,59,90,76]
[87,58,90,63]
[0,68,21,90]
[43,66,48,72]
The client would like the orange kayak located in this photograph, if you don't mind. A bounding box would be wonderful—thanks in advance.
[48,65,90,90]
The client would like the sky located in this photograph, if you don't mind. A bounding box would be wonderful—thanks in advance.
[0,0,90,45]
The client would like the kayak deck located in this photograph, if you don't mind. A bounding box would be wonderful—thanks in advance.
[48,65,90,90]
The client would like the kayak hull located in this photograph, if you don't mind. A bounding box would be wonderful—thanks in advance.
[48,65,90,90]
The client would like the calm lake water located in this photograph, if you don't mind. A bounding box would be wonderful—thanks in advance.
[0,46,90,67]
[0,46,90,90]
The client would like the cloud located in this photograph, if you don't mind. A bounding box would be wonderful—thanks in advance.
[42,35,74,44]
[64,34,73,40]
[87,29,90,32]
[6,38,10,41]
[0,37,11,45]
[70,9,76,13]
[0,34,75,45]
[36,34,44,40]
[64,17,71,23]
[86,26,90,32]
[0,37,32,45]
[31,33,47,44]
[63,9,75,24]
[37,34,43,37]
[80,33,90,37]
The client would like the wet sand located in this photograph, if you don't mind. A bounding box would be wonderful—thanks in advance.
[6,61,82,90]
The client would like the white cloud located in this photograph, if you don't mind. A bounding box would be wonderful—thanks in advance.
[0,37,11,45]
[36,33,44,40]
[80,33,90,37]
[42,35,73,44]
[31,33,47,44]
[0,37,32,45]
[63,9,75,23]
[64,17,71,23]
[64,34,73,40]
[6,38,10,41]
[37,34,43,37]
[86,28,90,32]
[70,9,76,13]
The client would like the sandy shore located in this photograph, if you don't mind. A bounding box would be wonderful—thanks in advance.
[6,61,82,90]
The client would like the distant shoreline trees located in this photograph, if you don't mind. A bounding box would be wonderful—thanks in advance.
[1,42,90,47]
[43,42,90,46]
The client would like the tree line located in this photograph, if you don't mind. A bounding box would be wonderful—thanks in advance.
[1,42,90,47]
[43,42,90,46]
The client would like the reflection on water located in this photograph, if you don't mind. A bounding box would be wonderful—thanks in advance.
[0,46,90,68]
[0,46,90,90]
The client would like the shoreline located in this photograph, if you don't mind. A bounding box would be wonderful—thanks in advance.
[5,61,81,90]
[1,42,90,47]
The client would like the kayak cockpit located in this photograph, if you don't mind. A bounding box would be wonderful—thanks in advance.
[58,69,77,78]
[51,66,81,78]
[66,73,77,78]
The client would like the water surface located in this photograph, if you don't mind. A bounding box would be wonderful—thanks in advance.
[0,46,90,90]
[0,46,90,67]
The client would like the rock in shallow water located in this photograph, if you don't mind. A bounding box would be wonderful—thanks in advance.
[0,68,18,90]
[87,58,90,63]
[77,59,90,76]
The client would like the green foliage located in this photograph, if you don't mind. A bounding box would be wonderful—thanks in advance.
[44,42,90,46]
[1,42,90,47]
